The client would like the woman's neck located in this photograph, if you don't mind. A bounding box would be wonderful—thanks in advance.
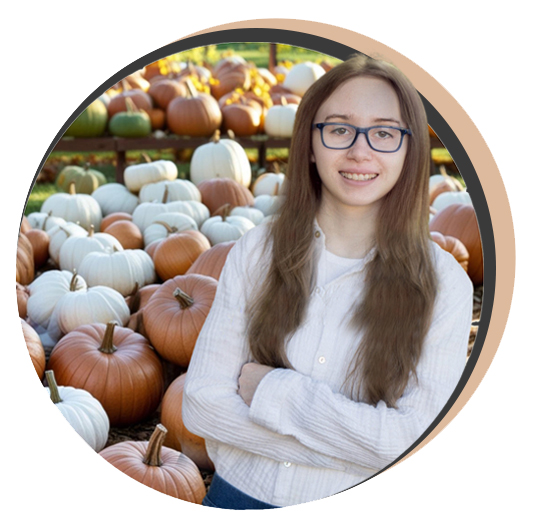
[316,199,378,259]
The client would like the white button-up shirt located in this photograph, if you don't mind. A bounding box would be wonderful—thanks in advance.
[182,221,474,507]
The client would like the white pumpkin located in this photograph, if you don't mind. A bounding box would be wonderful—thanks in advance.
[131,201,169,232]
[139,179,201,203]
[252,172,286,197]
[264,100,299,138]
[27,270,87,329]
[78,249,156,296]
[254,183,284,216]
[200,214,255,245]
[91,183,139,215]
[230,205,265,226]
[59,225,123,272]
[282,61,325,96]
[47,285,130,339]
[432,191,473,212]
[45,370,109,452]
[47,222,88,264]
[162,200,210,228]
[143,212,198,247]
[189,130,252,188]
[26,211,67,232]
[41,186,102,232]
[124,159,178,194]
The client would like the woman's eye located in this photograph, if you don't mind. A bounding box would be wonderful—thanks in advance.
[374,128,395,139]
[331,126,351,135]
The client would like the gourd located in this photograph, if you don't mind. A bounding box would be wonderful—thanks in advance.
[108,97,152,138]
[91,183,139,216]
[99,424,206,504]
[100,212,133,231]
[26,211,67,232]
[185,240,236,281]
[56,163,107,195]
[107,84,153,118]
[46,222,87,264]
[48,321,164,426]
[143,274,218,367]
[139,179,201,203]
[252,166,286,197]
[229,205,265,226]
[24,229,50,268]
[200,205,255,245]
[196,177,255,215]
[254,181,283,216]
[124,158,178,194]
[161,373,214,471]
[148,79,187,109]
[282,61,326,96]
[102,220,144,250]
[142,212,198,247]
[189,130,252,188]
[264,97,298,137]
[63,99,108,138]
[45,370,109,452]
[432,190,472,212]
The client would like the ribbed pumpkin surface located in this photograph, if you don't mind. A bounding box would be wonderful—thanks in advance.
[186,240,236,280]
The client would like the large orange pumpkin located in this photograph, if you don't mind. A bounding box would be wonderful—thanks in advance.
[21,318,46,380]
[16,233,34,285]
[186,240,236,280]
[48,321,164,426]
[99,424,206,504]
[429,203,483,285]
[197,178,255,215]
[161,373,214,471]
[143,274,218,367]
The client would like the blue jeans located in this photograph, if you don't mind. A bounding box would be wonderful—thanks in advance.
[202,473,279,510]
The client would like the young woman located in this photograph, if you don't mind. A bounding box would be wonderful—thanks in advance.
[182,54,474,509]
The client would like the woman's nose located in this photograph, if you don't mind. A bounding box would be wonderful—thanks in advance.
[346,132,373,160]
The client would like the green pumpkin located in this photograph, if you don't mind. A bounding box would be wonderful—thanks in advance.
[64,99,108,137]
[56,164,107,194]
[108,97,152,138]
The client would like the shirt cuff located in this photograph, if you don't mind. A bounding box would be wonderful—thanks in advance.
[249,368,304,433]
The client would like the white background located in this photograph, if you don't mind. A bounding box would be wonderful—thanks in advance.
[2,2,531,522]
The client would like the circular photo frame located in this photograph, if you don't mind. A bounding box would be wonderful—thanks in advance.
[14,17,514,518]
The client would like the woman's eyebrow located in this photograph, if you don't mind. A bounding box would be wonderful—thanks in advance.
[323,114,403,126]
[373,117,402,125]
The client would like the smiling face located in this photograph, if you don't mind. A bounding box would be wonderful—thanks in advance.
[311,75,409,217]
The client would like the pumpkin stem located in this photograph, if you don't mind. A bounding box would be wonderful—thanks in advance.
[173,288,194,309]
[141,152,152,164]
[99,321,118,354]
[125,96,138,113]
[273,161,280,174]
[220,203,232,221]
[227,129,235,141]
[211,129,221,143]
[184,78,198,99]
[69,271,79,292]
[143,424,168,467]
[42,210,53,230]
[88,225,95,237]
[68,180,76,195]
[153,221,176,234]
[280,96,287,106]
[45,370,63,404]
[272,182,280,196]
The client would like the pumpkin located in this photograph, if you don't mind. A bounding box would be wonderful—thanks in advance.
[103,220,143,250]
[271,92,302,105]
[251,167,286,197]
[186,240,235,281]
[41,182,102,232]
[221,102,262,136]
[146,107,166,130]
[153,230,211,280]
[45,370,109,452]
[197,177,255,215]
[254,181,283,216]
[139,179,201,204]
[429,204,483,285]
[48,322,164,426]
[148,79,187,109]
[143,212,198,247]
[264,97,299,137]
[100,212,133,231]
[200,205,255,245]
[16,233,35,285]
[432,190,472,212]
[78,249,156,297]
[125,283,160,336]
[99,424,206,503]
[143,274,218,367]
[24,229,49,268]
[166,79,222,137]
[56,163,107,195]
[16,282,30,319]
[282,61,326,96]
[161,373,214,471]
[22,318,46,379]
[26,210,66,232]
[107,85,153,118]
[91,183,139,216]
[124,159,178,194]
[109,97,152,138]
[229,205,265,226]
[211,62,251,100]
[20,215,32,234]
[430,231,470,273]
[189,130,252,188]
[47,222,87,264]
[63,98,108,138]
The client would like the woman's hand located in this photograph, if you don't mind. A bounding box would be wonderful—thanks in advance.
[238,362,275,406]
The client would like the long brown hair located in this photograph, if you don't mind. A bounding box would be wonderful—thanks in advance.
[246,54,437,408]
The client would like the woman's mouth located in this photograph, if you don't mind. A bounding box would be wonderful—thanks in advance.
[339,172,378,181]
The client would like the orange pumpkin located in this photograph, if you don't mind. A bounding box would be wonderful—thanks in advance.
[16,233,34,285]
[125,283,161,337]
[186,240,235,280]
[153,230,211,280]
[429,204,483,285]
[148,79,187,109]
[20,216,32,234]
[143,274,218,367]
[21,318,46,380]
[101,212,133,231]
[16,282,30,319]
[161,373,214,471]
[48,321,165,426]
[430,231,470,273]
[99,424,206,504]
[197,178,255,215]
[24,229,50,268]
[103,220,143,250]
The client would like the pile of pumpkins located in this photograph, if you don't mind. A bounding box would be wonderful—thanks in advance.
[16,135,287,504]
[64,56,331,140]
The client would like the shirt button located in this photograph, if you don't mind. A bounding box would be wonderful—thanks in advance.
[284,461,292,467]
[315,231,320,238]
[315,287,321,294]
[318,356,326,364]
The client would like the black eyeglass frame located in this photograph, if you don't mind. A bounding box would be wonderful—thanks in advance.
[313,123,412,153]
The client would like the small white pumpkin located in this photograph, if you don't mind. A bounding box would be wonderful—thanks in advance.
[45,370,109,452]
[163,200,210,228]
[78,249,156,296]
[124,159,178,194]
[143,212,198,247]
[26,211,67,232]
[253,182,283,216]
[41,182,102,232]
[230,205,265,226]
[252,171,286,197]
[264,99,299,138]
[91,183,139,215]
[139,179,201,203]
[432,191,472,212]
[47,222,88,264]
[200,208,255,245]
[27,270,87,329]
[59,225,123,272]
[282,61,325,96]
[189,130,252,188]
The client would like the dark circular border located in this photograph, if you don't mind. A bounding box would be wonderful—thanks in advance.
[23,27,494,489]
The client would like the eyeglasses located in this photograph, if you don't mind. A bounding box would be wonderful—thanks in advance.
[313,123,411,153]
